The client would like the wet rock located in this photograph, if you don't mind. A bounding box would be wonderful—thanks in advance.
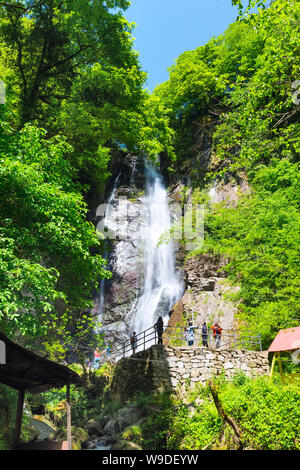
[116,406,143,431]
[86,420,105,437]
[104,419,119,436]
[82,439,97,450]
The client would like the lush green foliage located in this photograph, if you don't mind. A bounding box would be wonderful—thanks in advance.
[133,374,300,450]
[0,0,136,128]
[0,384,30,449]
[156,0,299,178]
[190,159,300,347]
[220,374,300,450]
[214,0,300,176]
[0,0,174,189]
[0,1,175,353]
[156,0,300,345]
[0,119,109,343]
[40,362,113,426]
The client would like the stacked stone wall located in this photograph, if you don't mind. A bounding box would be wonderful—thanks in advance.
[110,345,270,402]
[163,346,269,389]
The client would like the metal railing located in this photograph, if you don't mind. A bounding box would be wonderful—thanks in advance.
[110,326,262,362]
[112,326,158,361]
[163,326,262,351]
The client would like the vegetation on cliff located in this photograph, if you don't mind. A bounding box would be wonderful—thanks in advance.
[143,373,300,450]
[155,0,300,347]
[0,0,299,451]
[0,0,173,349]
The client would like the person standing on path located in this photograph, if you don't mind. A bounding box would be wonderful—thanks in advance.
[130,331,138,354]
[212,322,223,349]
[154,316,164,345]
[186,321,198,346]
[202,321,208,347]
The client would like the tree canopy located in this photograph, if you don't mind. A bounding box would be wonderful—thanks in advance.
[156,0,300,346]
[0,1,175,352]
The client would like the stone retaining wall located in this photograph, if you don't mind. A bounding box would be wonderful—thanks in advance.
[110,345,269,402]
[163,346,269,389]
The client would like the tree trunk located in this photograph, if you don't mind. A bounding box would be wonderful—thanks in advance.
[209,381,243,449]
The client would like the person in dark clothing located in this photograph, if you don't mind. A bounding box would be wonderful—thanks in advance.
[202,321,208,347]
[130,331,138,354]
[154,316,164,345]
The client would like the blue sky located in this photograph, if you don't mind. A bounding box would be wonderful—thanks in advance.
[125,0,238,91]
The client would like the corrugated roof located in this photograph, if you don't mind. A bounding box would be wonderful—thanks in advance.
[268,326,300,352]
[0,332,82,394]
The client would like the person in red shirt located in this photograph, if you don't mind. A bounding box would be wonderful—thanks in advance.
[212,322,223,349]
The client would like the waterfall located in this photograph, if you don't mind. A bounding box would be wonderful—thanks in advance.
[96,158,183,347]
[97,172,120,321]
[132,161,183,335]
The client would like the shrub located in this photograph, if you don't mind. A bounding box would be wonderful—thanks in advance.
[220,375,300,450]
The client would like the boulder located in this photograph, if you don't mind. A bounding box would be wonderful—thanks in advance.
[104,419,119,436]
[116,406,143,431]
[86,420,105,437]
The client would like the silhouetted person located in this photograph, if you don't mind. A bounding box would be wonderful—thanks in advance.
[130,331,137,354]
[154,316,164,345]
[202,321,208,347]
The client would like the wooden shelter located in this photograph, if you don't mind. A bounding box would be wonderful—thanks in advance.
[268,326,300,382]
[0,332,83,450]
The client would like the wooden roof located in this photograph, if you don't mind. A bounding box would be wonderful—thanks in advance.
[0,332,83,394]
[268,326,300,353]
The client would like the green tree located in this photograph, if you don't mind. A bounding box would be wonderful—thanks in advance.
[156,0,300,344]
[0,0,135,127]
[0,118,108,344]
[192,159,300,347]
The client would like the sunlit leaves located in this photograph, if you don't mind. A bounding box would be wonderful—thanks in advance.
[0,122,106,341]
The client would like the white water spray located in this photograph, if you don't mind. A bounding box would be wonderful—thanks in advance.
[132,162,183,334]
[97,173,120,321]
[96,160,183,345]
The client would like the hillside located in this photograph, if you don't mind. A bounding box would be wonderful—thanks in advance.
[0,0,299,452]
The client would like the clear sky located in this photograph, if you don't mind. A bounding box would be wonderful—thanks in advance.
[125,0,238,91]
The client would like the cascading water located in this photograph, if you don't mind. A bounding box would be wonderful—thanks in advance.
[132,161,183,335]
[96,158,184,347]
[97,172,120,321]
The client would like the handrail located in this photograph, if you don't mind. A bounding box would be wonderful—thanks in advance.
[112,326,157,361]
[110,325,262,362]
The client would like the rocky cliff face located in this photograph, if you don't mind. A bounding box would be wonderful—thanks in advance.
[94,156,147,343]
[94,155,184,345]
[181,254,238,330]
[165,177,247,332]
[94,132,250,345]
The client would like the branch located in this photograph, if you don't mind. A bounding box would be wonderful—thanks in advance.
[40,19,118,75]
[209,381,243,448]
[41,43,95,73]
[0,2,27,11]
[208,108,223,117]
[16,37,27,96]
[272,108,299,129]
